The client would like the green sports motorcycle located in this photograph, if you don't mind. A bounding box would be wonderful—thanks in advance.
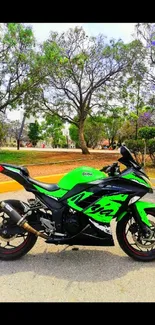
[0,145,155,262]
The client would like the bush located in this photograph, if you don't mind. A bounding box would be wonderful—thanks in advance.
[138,127,155,140]
[147,139,155,165]
[9,142,16,147]
[125,139,145,165]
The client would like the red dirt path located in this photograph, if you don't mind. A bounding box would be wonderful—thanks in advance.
[0,152,120,182]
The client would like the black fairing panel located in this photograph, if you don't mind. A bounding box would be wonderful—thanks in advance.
[61,175,149,205]
[35,193,64,209]
[1,168,32,190]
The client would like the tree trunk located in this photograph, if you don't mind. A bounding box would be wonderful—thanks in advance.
[17,113,26,150]
[17,139,20,150]
[79,122,90,154]
[135,81,140,140]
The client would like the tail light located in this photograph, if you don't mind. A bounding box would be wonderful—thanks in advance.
[0,165,4,172]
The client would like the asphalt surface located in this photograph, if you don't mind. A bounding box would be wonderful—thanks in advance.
[0,189,155,302]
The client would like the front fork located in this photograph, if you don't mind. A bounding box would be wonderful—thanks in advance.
[117,201,155,236]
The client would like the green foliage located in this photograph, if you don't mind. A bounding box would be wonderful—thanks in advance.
[84,117,105,148]
[138,127,155,140]
[31,27,142,153]
[69,115,105,149]
[0,23,44,115]
[69,124,79,147]
[101,107,125,145]
[1,23,154,154]
[28,121,41,146]
[117,120,136,142]
[0,122,6,144]
[40,114,67,148]
[0,114,10,145]
[147,139,155,165]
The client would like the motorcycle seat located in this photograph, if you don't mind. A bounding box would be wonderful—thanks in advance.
[28,178,59,191]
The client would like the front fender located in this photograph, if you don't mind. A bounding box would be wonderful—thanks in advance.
[134,201,155,226]
[117,201,155,227]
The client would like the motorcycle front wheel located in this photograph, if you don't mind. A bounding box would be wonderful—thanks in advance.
[116,212,155,262]
[0,200,37,261]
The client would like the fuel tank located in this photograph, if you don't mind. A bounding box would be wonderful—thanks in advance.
[58,166,107,190]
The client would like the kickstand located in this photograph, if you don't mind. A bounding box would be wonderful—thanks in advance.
[58,245,70,253]
[58,245,79,253]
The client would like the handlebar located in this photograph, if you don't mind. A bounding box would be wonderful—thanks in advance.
[100,162,120,176]
[100,165,110,172]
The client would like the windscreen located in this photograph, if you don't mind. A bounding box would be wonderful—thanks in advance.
[119,145,141,169]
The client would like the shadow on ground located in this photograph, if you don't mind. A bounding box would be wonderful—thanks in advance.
[0,244,154,283]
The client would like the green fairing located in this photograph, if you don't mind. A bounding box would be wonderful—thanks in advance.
[67,191,94,211]
[135,201,155,226]
[122,173,151,188]
[84,194,128,223]
[117,201,155,225]
[58,166,106,190]
[33,185,67,198]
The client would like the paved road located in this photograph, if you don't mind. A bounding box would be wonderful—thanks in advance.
[0,189,155,302]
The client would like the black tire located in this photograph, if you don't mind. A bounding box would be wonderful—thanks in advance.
[116,213,155,262]
[0,200,37,260]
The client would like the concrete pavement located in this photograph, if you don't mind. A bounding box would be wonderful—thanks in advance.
[0,189,155,302]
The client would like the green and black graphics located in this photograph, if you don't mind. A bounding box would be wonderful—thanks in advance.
[0,146,155,262]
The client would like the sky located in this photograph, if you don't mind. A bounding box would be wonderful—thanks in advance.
[7,23,136,121]
[29,23,136,43]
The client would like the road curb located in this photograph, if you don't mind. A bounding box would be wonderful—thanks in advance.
[0,173,65,193]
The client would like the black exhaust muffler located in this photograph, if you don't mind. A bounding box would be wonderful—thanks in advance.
[0,201,48,239]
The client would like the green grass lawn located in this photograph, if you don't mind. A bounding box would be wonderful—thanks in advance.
[0,150,96,165]
[0,150,39,165]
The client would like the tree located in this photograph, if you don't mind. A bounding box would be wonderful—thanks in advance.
[84,116,105,148]
[69,115,105,149]
[0,122,8,145]
[100,107,126,146]
[31,27,142,154]
[40,114,67,148]
[117,62,148,139]
[69,124,79,148]
[28,121,41,146]
[135,24,155,110]
[117,120,136,143]
[5,119,29,147]
[0,112,9,145]
[138,109,155,127]
[0,23,38,114]
[138,126,155,140]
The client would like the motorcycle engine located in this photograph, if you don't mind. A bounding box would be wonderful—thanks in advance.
[64,209,84,236]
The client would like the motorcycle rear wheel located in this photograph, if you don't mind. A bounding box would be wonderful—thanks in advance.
[0,200,37,261]
[116,212,155,262]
